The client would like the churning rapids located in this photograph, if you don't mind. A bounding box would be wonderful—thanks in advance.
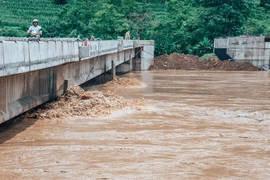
[0,70,270,179]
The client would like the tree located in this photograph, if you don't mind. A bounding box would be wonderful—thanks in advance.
[127,12,152,40]
[49,0,96,37]
[89,3,128,39]
[194,37,213,57]
[152,0,195,55]
[192,0,257,37]
[115,0,154,40]
[54,0,68,5]
[260,0,270,7]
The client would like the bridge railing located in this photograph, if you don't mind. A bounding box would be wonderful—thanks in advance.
[0,38,152,77]
[79,40,138,60]
[0,36,77,42]
[0,40,80,77]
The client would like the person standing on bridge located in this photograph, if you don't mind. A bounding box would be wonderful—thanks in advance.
[90,35,95,41]
[27,19,42,38]
[125,31,130,40]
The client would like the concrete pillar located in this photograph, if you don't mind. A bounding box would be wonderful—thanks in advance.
[116,63,131,74]
[116,54,133,74]
[132,47,142,71]
[103,56,107,72]
[129,54,133,70]
[0,77,6,123]
[133,58,141,71]
[265,42,270,69]
[265,49,270,70]
[111,60,116,78]
[141,45,154,70]
[64,78,75,93]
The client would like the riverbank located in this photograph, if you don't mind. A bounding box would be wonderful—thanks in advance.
[149,53,261,71]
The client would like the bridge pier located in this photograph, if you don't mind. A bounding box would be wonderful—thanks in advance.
[64,78,75,93]
[111,60,116,78]
[116,60,132,74]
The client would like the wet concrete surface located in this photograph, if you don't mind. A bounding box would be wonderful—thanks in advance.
[0,70,270,179]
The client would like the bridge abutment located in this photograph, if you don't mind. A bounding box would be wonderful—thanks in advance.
[214,36,270,70]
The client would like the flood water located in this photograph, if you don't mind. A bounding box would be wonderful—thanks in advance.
[0,70,270,179]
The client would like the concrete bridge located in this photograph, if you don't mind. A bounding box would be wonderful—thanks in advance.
[214,36,270,70]
[0,37,154,124]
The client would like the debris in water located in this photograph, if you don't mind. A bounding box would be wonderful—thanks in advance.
[27,85,147,119]
[101,76,142,87]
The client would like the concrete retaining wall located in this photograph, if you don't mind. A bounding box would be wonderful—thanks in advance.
[214,39,227,49]
[214,36,270,69]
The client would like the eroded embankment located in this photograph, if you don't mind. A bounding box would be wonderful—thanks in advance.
[149,52,261,71]
[27,77,147,119]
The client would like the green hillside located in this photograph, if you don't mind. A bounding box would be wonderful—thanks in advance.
[0,0,63,37]
[0,0,269,56]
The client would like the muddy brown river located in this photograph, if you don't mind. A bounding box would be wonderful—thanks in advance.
[0,71,270,179]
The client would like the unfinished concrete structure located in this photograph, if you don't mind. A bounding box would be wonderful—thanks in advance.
[214,36,270,70]
[0,38,154,123]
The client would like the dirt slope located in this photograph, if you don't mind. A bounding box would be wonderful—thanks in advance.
[149,53,261,71]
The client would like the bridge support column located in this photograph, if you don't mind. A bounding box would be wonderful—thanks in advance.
[129,54,133,71]
[116,58,132,74]
[111,60,116,79]
[0,77,6,123]
[265,43,270,69]
[64,78,75,93]
[141,45,154,70]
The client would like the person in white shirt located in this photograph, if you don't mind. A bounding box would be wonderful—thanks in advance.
[27,19,42,37]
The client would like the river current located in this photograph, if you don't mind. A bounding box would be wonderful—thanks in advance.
[0,70,270,179]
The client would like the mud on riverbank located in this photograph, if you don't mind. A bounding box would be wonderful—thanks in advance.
[149,53,261,71]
